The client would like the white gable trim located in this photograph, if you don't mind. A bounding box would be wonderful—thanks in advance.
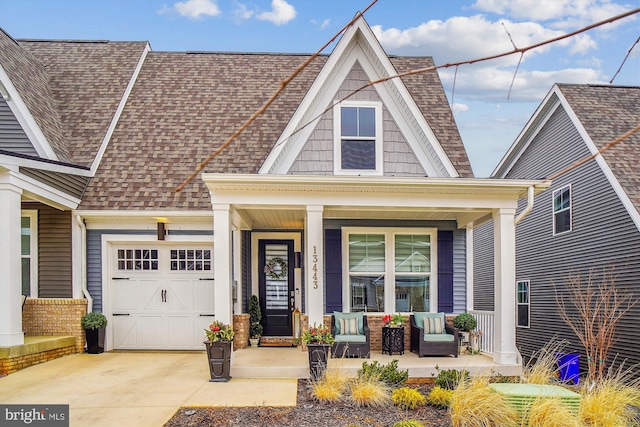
[260,16,458,177]
[555,89,640,233]
[90,43,150,175]
[0,65,59,161]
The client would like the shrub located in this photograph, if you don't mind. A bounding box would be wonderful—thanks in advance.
[527,397,581,427]
[392,421,424,427]
[392,387,426,410]
[81,312,107,330]
[312,369,349,402]
[348,376,391,407]
[426,386,453,409]
[449,376,519,427]
[357,359,408,387]
[452,313,477,331]
[248,295,263,338]
[434,367,469,390]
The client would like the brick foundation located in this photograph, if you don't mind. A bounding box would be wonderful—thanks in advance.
[232,314,250,350]
[0,343,76,375]
[22,298,88,353]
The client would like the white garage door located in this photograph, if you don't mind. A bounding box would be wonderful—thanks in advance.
[110,244,215,350]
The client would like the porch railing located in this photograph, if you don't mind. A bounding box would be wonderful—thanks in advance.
[469,310,494,355]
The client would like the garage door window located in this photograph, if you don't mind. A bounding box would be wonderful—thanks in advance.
[171,249,211,271]
[117,249,159,271]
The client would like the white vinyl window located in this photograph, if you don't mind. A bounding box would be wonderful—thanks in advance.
[517,280,530,328]
[334,101,383,175]
[343,228,437,313]
[553,185,572,235]
[21,210,38,297]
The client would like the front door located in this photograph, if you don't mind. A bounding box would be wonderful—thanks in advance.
[258,240,294,336]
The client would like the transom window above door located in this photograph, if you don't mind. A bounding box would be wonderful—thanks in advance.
[334,101,383,175]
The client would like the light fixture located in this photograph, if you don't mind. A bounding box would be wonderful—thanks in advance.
[157,222,166,240]
[294,252,301,269]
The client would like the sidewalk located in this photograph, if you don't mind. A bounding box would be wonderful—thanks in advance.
[0,352,297,427]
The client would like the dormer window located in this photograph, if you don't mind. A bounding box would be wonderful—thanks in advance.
[334,101,382,175]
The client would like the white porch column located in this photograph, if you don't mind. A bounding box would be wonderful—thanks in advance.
[493,208,517,365]
[213,203,233,324]
[0,174,25,346]
[305,205,324,326]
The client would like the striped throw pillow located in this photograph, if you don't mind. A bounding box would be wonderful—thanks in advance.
[338,317,359,335]
[423,316,444,334]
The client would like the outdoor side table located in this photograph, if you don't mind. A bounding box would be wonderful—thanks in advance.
[382,326,404,355]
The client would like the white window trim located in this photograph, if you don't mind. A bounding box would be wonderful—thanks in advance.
[341,227,437,313]
[552,184,572,236]
[21,210,38,297]
[516,279,530,329]
[333,100,383,176]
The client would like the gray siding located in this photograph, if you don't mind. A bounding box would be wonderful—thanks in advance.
[38,205,72,297]
[0,98,38,156]
[20,167,89,199]
[288,61,426,177]
[452,228,467,313]
[472,221,494,311]
[505,106,640,369]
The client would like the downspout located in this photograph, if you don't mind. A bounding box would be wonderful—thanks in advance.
[515,185,535,225]
[75,214,93,312]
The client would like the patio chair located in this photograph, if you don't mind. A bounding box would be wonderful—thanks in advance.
[410,312,458,358]
[331,312,370,358]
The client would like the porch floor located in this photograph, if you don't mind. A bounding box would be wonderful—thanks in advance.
[232,346,522,379]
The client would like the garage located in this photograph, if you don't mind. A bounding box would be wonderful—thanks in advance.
[110,244,215,350]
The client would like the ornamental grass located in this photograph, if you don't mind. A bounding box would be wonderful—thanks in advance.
[449,376,519,427]
[525,397,581,427]
[311,369,350,403]
[348,376,392,407]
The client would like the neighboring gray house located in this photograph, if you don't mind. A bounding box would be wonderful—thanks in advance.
[474,84,640,370]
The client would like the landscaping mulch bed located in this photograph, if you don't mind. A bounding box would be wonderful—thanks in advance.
[165,380,452,427]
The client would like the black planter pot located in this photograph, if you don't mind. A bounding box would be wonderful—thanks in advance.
[204,340,232,382]
[85,328,104,354]
[307,343,330,380]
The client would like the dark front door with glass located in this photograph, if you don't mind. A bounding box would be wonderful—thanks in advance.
[258,240,295,336]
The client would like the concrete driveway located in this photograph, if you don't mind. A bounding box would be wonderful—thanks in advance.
[0,352,297,427]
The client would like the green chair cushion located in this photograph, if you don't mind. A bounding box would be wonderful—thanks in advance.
[334,334,367,343]
[423,333,455,342]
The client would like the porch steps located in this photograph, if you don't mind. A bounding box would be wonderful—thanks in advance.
[259,336,296,347]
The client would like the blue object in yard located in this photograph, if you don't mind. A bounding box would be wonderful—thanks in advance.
[557,353,580,384]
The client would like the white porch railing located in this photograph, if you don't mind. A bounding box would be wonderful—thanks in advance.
[470,310,494,355]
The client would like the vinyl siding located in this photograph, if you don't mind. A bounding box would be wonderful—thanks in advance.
[0,98,39,156]
[504,106,640,370]
[20,167,89,199]
[38,206,72,297]
[472,221,494,311]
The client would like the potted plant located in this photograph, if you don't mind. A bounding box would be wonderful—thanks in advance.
[81,312,107,354]
[383,313,406,327]
[204,321,235,382]
[453,312,477,351]
[302,323,334,380]
[248,295,263,348]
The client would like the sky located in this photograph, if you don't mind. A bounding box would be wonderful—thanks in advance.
[1,0,638,177]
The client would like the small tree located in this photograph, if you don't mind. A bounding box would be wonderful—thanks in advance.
[249,295,263,339]
[555,267,636,382]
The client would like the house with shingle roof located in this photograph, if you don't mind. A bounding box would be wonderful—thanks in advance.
[0,15,547,369]
[474,83,640,371]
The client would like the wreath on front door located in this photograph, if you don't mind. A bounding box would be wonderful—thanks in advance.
[264,257,288,280]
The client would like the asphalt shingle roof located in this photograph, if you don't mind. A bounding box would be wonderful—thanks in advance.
[558,84,640,212]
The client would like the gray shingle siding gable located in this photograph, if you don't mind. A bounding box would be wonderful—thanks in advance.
[496,104,640,369]
[288,62,426,177]
[0,98,39,156]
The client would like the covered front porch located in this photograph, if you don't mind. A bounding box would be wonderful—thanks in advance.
[205,174,550,369]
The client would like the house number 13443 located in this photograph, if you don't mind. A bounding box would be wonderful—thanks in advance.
[312,246,318,289]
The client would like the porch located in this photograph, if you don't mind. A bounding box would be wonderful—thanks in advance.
[231,346,521,379]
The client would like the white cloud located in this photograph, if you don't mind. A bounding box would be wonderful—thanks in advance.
[320,19,331,30]
[452,103,469,113]
[232,2,254,22]
[171,0,220,19]
[472,0,633,30]
[256,0,296,26]
[371,15,595,68]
